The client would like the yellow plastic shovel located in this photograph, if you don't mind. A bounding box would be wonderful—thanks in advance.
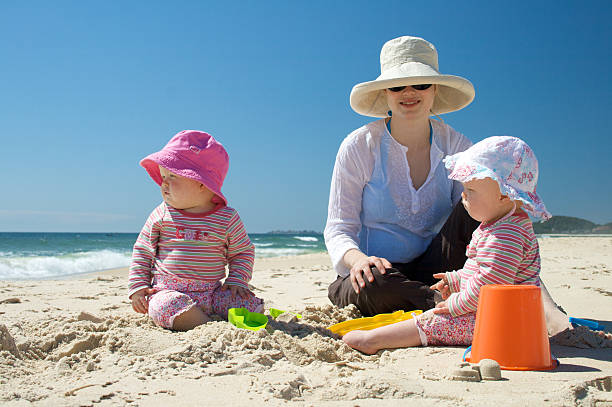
[328,309,422,336]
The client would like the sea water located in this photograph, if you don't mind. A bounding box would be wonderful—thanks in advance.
[0,232,326,280]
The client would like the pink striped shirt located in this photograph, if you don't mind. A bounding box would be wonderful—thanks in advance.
[128,202,254,297]
[446,211,541,316]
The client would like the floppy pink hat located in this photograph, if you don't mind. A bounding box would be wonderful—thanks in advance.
[140,130,229,205]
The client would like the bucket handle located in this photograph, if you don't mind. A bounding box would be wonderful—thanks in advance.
[462,345,560,368]
[462,345,472,361]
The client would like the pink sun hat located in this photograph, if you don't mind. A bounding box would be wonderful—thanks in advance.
[140,130,229,205]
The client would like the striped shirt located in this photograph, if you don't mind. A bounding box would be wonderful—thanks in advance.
[446,211,541,317]
[128,202,254,297]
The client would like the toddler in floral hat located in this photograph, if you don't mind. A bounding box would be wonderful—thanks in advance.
[343,136,550,353]
[128,130,263,331]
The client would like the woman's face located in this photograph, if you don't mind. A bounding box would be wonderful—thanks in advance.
[385,84,436,121]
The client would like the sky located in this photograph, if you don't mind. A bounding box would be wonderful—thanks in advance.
[1,1,611,233]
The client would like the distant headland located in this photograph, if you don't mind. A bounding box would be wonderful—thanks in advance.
[533,216,612,234]
[256,216,612,236]
[262,217,612,236]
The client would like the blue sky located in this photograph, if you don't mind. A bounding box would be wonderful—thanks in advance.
[1,1,611,233]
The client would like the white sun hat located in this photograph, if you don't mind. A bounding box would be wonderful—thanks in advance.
[444,136,552,221]
[350,36,475,118]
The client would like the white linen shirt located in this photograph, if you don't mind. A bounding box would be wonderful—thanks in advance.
[324,118,472,277]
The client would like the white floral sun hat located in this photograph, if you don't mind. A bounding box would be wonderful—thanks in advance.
[350,36,475,118]
[443,136,552,220]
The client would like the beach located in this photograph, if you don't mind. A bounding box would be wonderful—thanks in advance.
[1,236,611,406]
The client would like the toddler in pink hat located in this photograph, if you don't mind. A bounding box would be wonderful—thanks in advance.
[128,130,264,331]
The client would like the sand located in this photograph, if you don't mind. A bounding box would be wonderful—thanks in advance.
[1,236,611,406]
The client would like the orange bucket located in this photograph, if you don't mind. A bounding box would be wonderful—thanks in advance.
[465,285,557,371]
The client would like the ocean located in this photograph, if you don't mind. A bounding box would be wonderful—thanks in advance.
[0,232,326,280]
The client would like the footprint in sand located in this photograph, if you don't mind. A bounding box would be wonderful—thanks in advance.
[584,287,612,297]
[0,324,20,358]
[568,376,612,402]
[0,297,21,304]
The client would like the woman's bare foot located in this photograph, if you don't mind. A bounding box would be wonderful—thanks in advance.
[342,330,380,355]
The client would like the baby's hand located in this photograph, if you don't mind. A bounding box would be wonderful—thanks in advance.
[433,300,450,315]
[130,287,156,314]
[221,283,250,300]
[430,273,451,299]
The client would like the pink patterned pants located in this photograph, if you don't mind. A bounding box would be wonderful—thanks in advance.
[415,309,476,346]
[147,274,264,329]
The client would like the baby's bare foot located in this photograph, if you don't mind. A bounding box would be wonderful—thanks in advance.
[342,330,379,355]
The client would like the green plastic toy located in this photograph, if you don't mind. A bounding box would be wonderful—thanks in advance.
[269,308,302,319]
[228,308,268,331]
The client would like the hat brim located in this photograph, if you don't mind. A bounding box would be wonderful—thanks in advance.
[350,74,475,118]
[444,154,551,221]
[140,152,227,206]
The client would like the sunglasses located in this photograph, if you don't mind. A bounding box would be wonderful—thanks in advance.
[388,84,432,92]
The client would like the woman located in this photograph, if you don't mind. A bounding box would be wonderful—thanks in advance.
[324,36,479,316]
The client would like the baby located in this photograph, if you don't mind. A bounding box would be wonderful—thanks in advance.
[343,136,551,353]
[128,130,263,331]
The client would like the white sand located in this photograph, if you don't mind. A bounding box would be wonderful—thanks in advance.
[1,236,611,406]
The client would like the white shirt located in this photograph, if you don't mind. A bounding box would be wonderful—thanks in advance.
[324,118,472,277]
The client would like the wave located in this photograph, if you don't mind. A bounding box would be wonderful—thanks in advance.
[0,250,132,280]
[1,247,329,278]
[253,242,274,247]
[254,247,322,258]
[293,236,318,242]
[285,244,318,248]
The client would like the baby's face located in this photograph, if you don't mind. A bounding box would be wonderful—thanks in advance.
[461,177,507,223]
[158,166,214,212]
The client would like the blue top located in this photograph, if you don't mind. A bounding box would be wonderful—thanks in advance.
[324,119,472,276]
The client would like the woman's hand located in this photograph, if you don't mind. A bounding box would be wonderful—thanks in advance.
[344,249,392,294]
[130,287,156,314]
[221,283,250,300]
[430,273,451,299]
[433,300,450,315]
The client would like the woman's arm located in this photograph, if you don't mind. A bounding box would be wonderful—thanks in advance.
[324,134,373,275]
[324,131,391,293]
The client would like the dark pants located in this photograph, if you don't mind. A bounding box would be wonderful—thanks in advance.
[328,203,479,317]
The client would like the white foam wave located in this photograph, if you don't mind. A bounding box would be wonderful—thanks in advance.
[255,247,315,258]
[253,242,274,247]
[293,236,318,242]
[285,244,318,248]
[0,250,131,280]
